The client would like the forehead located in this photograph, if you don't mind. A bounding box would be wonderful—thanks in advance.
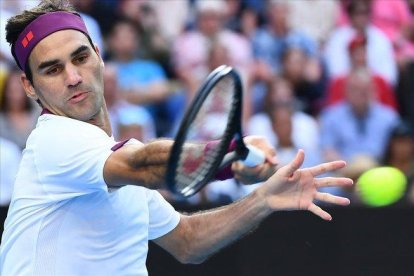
[29,29,91,66]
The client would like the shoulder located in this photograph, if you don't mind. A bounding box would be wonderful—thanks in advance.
[293,111,318,126]
[320,103,348,120]
[252,28,272,41]
[36,115,108,139]
[372,103,399,118]
[29,115,113,153]
[367,25,392,42]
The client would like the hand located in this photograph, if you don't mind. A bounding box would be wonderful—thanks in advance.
[257,149,353,221]
[232,136,278,184]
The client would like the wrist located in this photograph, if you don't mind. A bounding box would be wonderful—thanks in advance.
[251,187,273,218]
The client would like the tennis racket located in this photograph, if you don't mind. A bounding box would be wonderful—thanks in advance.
[166,65,265,197]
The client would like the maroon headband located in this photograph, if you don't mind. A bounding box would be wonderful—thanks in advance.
[12,11,89,70]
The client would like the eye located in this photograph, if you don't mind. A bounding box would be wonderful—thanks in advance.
[46,66,61,75]
[74,54,89,64]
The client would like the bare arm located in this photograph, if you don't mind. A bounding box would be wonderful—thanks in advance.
[154,150,353,264]
[103,136,277,189]
[154,189,270,264]
[103,139,174,189]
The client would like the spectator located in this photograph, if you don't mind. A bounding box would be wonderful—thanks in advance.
[339,0,412,49]
[0,69,40,149]
[117,0,172,72]
[69,0,116,36]
[0,1,40,64]
[326,34,398,110]
[0,137,21,206]
[252,0,318,82]
[371,0,412,44]
[149,0,189,42]
[117,105,156,143]
[103,65,155,142]
[286,0,340,48]
[248,77,321,162]
[172,0,253,101]
[324,0,398,85]
[238,7,260,40]
[280,47,325,116]
[70,0,105,57]
[107,18,182,136]
[319,68,400,165]
[382,121,414,204]
[245,77,325,200]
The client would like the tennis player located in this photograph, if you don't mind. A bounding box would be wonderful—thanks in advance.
[0,1,352,275]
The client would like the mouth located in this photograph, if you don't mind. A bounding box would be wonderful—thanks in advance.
[69,91,89,104]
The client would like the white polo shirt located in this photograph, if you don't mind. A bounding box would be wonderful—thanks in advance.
[0,114,180,276]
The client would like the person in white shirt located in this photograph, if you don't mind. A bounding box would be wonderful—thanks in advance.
[0,1,353,275]
[324,0,398,85]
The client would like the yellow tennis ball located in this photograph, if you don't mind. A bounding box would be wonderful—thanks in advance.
[356,167,407,207]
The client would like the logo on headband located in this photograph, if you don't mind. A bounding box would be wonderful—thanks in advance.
[21,31,34,48]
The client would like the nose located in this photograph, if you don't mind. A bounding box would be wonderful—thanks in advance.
[65,64,82,87]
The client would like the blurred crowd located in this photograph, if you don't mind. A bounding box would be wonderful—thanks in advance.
[1,0,414,207]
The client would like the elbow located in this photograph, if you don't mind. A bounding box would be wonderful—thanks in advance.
[176,251,208,265]
[173,236,209,265]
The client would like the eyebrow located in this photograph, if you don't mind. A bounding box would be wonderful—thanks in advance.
[70,45,90,58]
[37,45,91,71]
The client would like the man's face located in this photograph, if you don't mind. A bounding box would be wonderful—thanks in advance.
[350,6,371,30]
[24,29,105,122]
[198,11,222,37]
[345,74,373,115]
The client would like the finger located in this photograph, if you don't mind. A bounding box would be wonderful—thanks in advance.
[265,153,278,166]
[282,149,305,177]
[315,177,354,188]
[308,160,347,176]
[315,192,351,206]
[308,203,332,221]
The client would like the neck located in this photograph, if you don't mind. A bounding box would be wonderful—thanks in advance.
[87,104,112,136]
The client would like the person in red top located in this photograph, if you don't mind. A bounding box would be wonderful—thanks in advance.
[325,34,398,110]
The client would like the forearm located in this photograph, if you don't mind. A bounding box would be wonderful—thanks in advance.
[180,190,271,263]
[104,139,173,189]
[104,139,209,190]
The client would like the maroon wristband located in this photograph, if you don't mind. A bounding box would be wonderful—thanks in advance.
[204,139,237,181]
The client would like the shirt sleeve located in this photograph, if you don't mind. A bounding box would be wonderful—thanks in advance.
[146,190,180,240]
[33,117,114,201]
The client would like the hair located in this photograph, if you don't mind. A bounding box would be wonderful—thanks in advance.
[5,0,94,84]
[346,0,371,16]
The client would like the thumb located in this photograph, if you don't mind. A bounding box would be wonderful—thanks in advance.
[281,149,305,177]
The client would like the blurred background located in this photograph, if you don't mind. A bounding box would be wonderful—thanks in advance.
[1,0,414,274]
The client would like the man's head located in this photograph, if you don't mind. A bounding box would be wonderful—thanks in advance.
[345,68,374,116]
[195,0,226,37]
[5,0,106,123]
[347,0,371,32]
[108,19,139,61]
[267,0,289,35]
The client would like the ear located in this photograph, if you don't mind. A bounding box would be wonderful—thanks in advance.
[20,73,38,101]
[94,44,105,66]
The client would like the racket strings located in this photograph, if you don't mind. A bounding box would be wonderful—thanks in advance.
[174,75,238,193]
[176,146,221,191]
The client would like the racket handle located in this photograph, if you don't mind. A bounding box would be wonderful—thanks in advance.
[243,145,266,167]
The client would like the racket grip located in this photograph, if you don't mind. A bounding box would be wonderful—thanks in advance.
[243,145,266,167]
